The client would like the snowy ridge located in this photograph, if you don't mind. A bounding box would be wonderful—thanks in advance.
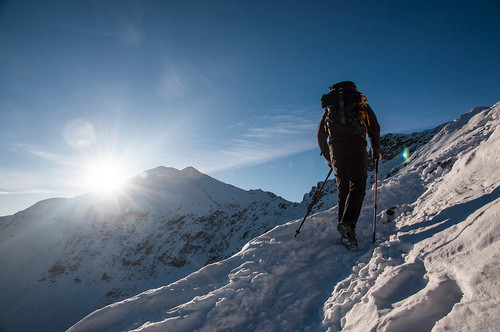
[68,102,500,331]
[0,167,305,332]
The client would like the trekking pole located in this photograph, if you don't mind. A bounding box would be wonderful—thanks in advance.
[294,168,333,238]
[372,160,379,243]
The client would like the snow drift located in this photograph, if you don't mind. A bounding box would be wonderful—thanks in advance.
[67,102,500,331]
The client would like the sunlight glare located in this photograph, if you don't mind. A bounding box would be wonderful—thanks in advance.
[84,160,126,193]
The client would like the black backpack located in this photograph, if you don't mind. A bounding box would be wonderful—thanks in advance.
[321,81,369,139]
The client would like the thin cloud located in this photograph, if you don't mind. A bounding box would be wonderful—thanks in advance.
[158,61,212,100]
[120,25,142,46]
[13,144,75,165]
[198,107,321,172]
[240,109,319,143]
[0,189,62,195]
[0,166,70,195]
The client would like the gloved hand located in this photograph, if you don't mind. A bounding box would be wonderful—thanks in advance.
[371,148,382,161]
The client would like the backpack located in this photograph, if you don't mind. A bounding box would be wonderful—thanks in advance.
[321,81,370,139]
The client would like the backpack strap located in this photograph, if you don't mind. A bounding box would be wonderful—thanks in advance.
[360,110,370,134]
[338,87,346,125]
[358,94,370,134]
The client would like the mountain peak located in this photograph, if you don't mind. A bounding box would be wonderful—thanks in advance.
[136,166,205,181]
[180,166,204,179]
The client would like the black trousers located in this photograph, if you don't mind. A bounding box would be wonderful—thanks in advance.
[329,140,368,230]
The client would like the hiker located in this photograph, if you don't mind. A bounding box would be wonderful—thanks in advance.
[317,81,381,249]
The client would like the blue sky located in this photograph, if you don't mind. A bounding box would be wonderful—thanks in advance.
[0,0,499,216]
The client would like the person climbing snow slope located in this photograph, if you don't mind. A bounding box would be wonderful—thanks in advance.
[317,81,381,250]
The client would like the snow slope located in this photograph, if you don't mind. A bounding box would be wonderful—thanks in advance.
[0,167,305,332]
[69,102,500,331]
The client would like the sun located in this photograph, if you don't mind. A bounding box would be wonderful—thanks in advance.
[83,160,127,193]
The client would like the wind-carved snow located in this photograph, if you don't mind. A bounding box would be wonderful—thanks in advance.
[323,103,500,332]
[66,102,500,332]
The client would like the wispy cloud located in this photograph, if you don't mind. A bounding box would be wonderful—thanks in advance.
[0,166,69,195]
[242,113,318,139]
[198,106,322,172]
[13,144,75,165]
[0,189,62,195]
[120,25,142,46]
[157,61,212,100]
[4,106,322,200]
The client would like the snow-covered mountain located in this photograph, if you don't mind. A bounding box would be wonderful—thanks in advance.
[2,102,499,332]
[66,102,500,331]
[0,167,305,332]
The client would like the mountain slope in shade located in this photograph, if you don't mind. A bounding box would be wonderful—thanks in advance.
[0,167,304,332]
[67,102,500,331]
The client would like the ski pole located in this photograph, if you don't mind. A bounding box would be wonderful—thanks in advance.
[294,168,333,238]
[372,160,379,243]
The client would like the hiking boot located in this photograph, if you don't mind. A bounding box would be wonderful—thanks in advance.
[337,222,358,250]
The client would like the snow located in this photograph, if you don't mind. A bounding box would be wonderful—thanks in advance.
[0,166,306,331]
[66,102,500,331]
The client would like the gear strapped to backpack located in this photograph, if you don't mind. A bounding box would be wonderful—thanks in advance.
[321,81,370,139]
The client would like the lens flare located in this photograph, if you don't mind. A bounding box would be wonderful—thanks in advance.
[63,118,96,149]
[401,147,410,161]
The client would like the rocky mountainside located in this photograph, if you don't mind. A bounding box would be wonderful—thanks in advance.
[0,122,451,332]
